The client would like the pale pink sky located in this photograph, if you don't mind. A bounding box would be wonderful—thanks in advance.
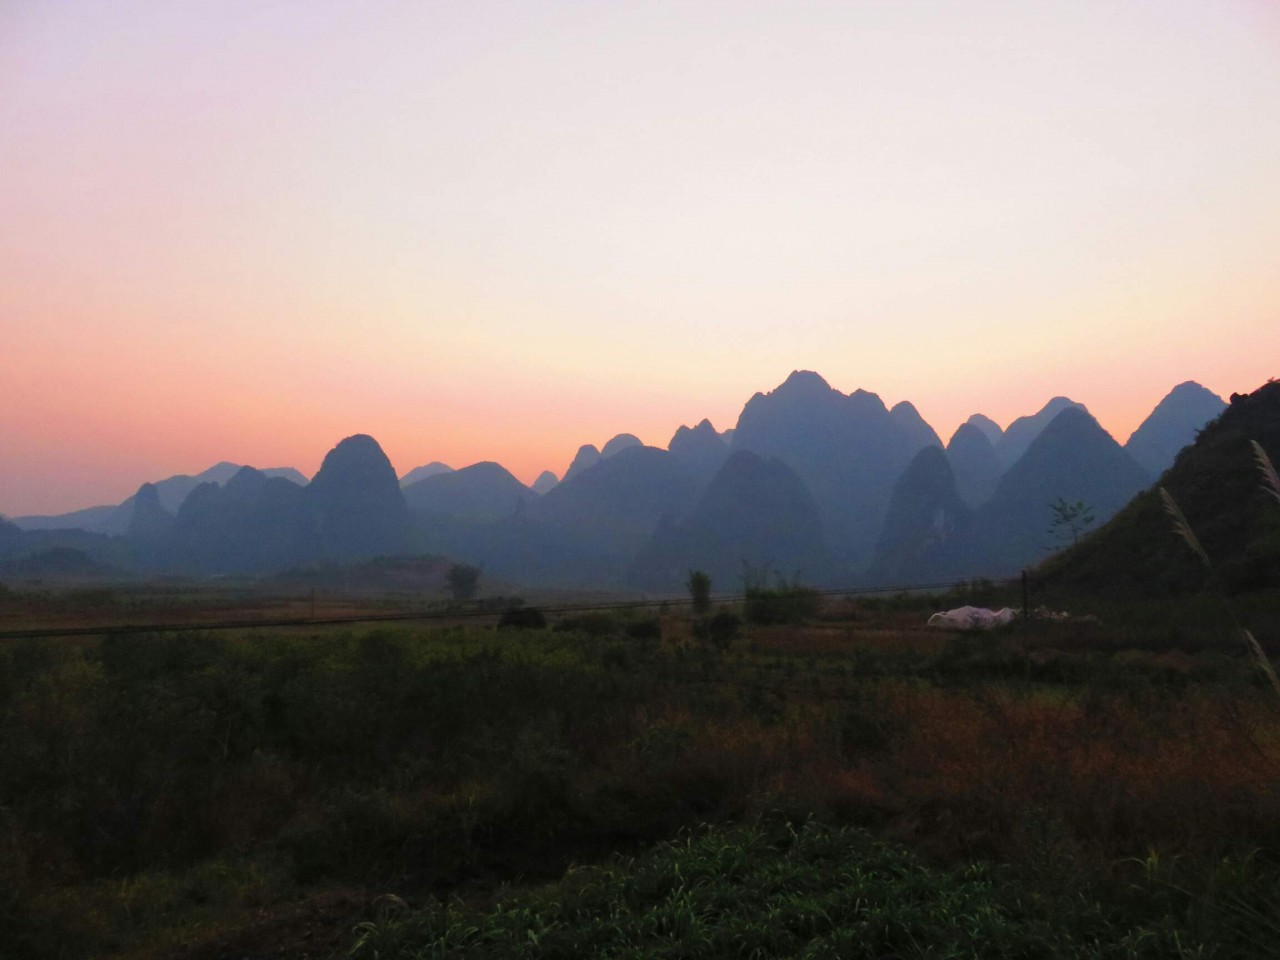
[3,1,1279,516]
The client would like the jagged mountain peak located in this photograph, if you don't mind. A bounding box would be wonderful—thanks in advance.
[669,418,721,446]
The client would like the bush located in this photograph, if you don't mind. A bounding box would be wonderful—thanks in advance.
[743,584,821,625]
[446,564,481,602]
[686,570,712,615]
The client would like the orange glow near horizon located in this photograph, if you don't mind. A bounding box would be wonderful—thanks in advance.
[2,1,1279,516]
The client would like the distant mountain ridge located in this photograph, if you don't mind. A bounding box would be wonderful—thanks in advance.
[1,372,1253,592]
[14,462,307,534]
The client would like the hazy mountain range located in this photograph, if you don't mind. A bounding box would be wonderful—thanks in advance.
[1,374,1237,591]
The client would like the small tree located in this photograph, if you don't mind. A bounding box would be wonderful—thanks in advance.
[686,569,712,615]
[446,563,481,602]
[1048,498,1095,548]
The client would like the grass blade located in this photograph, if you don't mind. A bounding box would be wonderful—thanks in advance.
[1252,440,1280,506]
[1159,487,1212,569]
[1242,629,1280,698]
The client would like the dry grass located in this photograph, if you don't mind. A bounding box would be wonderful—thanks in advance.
[1254,439,1280,506]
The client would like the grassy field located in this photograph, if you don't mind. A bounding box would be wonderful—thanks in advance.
[2,582,1279,958]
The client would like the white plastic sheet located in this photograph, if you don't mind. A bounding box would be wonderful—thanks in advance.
[926,606,1018,630]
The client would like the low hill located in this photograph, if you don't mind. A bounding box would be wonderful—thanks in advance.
[1043,379,1280,594]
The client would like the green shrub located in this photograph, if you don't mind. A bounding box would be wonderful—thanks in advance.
[743,583,821,625]
[446,563,481,601]
[686,570,712,615]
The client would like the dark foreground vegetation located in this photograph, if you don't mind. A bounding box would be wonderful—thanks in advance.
[3,583,1280,959]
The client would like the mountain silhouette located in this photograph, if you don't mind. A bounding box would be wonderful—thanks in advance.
[562,444,601,483]
[402,461,533,523]
[306,434,413,562]
[631,450,843,590]
[601,433,643,458]
[1124,381,1226,478]
[125,483,174,541]
[0,513,128,574]
[1045,379,1280,594]
[946,422,1003,509]
[972,408,1151,574]
[163,467,315,573]
[667,418,730,486]
[889,401,943,451]
[871,446,973,584]
[14,462,306,534]
[491,445,699,587]
[2,373,1251,591]
[730,370,933,568]
[996,397,1088,468]
[964,413,1004,448]
[400,461,454,487]
[532,470,560,494]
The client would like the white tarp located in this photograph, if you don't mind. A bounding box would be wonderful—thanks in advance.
[926,606,1019,630]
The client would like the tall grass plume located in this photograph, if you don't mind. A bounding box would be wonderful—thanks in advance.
[1254,440,1280,506]
[1160,479,1279,699]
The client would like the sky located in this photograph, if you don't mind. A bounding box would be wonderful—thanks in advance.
[2,0,1279,516]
